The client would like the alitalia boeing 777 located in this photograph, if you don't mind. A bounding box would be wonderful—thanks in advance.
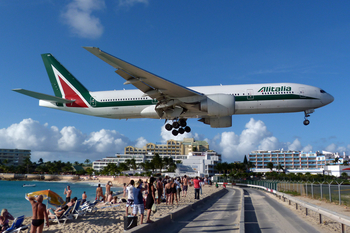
[13,47,334,136]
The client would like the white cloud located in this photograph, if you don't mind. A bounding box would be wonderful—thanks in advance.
[118,0,149,7]
[61,0,105,39]
[0,119,130,162]
[210,118,281,162]
[135,137,148,148]
[160,125,194,143]
[1,117,346,164]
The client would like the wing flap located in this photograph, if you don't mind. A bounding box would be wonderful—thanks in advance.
[13,89,75,104]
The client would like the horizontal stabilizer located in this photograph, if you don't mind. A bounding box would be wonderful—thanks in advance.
[13,89,75,104]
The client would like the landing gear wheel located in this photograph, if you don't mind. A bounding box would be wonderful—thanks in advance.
[303,119,310,126]
[178,128,185,134]
[172,130,178,136]
[173,121,180,129]
[179,119,187,127]
[184,126,191,133]
[165,123,173,131]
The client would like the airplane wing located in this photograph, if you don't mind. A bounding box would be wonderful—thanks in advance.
[83,47,204,101]
[13,89,75,104]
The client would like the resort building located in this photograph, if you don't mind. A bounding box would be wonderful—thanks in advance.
[124,138,209,156]
[0,149,31,166]
[93,138,221,176]
[248,150,350,176]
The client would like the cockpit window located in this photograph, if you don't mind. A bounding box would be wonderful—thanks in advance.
[320,90,326,93]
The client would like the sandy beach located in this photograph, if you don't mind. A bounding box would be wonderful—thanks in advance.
[21,185,222,233]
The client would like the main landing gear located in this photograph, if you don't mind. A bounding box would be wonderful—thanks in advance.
[165,119,191,136]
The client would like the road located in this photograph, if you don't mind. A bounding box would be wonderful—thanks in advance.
[155,187,326,233]
[156,187,241,233]
[244,188,325,233]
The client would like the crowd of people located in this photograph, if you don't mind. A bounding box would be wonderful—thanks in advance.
[122,175,210,224]
[0,176,212,232]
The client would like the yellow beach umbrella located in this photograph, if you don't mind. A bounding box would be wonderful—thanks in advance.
[25,190,65,207]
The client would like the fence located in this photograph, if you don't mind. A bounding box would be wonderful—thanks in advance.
[238,180,350,206]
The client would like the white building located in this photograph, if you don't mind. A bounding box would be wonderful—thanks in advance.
[0,149,31,166]
[93,151,221,176]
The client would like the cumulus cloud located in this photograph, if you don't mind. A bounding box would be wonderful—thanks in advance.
[0,119,130,162]
[135,137,148,148]
[61,0,105,39]
[209,118,281,162]
[1,117,346,164]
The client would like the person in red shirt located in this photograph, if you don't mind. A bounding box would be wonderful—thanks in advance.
[193,177,200,199]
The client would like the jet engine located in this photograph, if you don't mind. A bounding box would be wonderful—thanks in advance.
[199,94,235,116]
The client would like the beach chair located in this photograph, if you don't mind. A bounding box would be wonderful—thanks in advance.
[80,200,98,213]
[70,199,86,219]
[48,206,73,225]
[3,215,30,233]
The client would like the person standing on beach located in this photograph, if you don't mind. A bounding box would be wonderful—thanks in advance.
[193,176,200,200]
[82,191,87,204]
[182,175,188,197]
[156,177,163,204]
[125,180,135,216]
[145,177,156,223]
[105,181,113,200]
[96,184,104,201]
[29,195,49,233]
[133,180,146,224]
[64,185,72,203]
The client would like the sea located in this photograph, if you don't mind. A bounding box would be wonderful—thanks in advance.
[0,180,123,218]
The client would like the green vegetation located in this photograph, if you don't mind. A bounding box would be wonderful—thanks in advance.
[0,153,177,176]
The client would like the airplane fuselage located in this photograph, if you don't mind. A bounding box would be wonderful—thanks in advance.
[39,82,333,120]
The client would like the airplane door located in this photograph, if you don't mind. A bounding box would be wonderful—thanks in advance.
[299,87,305,98]
[247,89,254,100]
[90,97,96,106]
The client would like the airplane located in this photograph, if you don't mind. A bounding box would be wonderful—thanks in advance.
[13,47,334,136]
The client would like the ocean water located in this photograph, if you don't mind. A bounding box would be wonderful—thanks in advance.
[0,180,122,218]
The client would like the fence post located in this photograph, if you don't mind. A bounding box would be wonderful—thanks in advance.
[311,182,314,199]
[336,181,343,205]
[306,182,308,197]
[320,182,323,200]
[328,182,332,203]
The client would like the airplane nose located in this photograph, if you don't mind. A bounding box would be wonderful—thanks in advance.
[321,93,334,105]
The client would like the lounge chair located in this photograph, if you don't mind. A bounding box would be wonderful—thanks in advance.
[70,199,86,219]
[80,200,98,213]
[3,215,30,233]
[48,206,73,225]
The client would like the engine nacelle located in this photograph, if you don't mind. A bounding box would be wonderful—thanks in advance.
[200,94,235,117]
[199,116,232,128]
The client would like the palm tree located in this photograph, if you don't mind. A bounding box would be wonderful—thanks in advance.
[84,159,91,164]
[267,162,274,171]
[276,164,283,173]
[23,157,32,174]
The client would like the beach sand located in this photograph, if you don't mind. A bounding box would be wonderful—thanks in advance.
[21,185,222,233]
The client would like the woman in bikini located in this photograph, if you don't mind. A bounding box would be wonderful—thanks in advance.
[164,179,172,205]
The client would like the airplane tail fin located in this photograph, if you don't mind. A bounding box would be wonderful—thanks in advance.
[41,53,90,108]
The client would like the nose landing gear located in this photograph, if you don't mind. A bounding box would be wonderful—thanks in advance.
[165,119,191,136]
[303,110,313,126]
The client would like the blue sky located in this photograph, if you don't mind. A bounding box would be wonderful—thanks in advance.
[0,0,348,163]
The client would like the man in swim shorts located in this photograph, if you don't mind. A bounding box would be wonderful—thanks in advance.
[29,195,49,233]
[182,175,188,197]
[64,185,72,203]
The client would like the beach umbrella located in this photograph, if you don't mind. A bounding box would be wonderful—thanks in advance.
[25,190,65,207]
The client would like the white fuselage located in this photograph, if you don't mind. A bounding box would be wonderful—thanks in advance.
[39,83,334,120]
